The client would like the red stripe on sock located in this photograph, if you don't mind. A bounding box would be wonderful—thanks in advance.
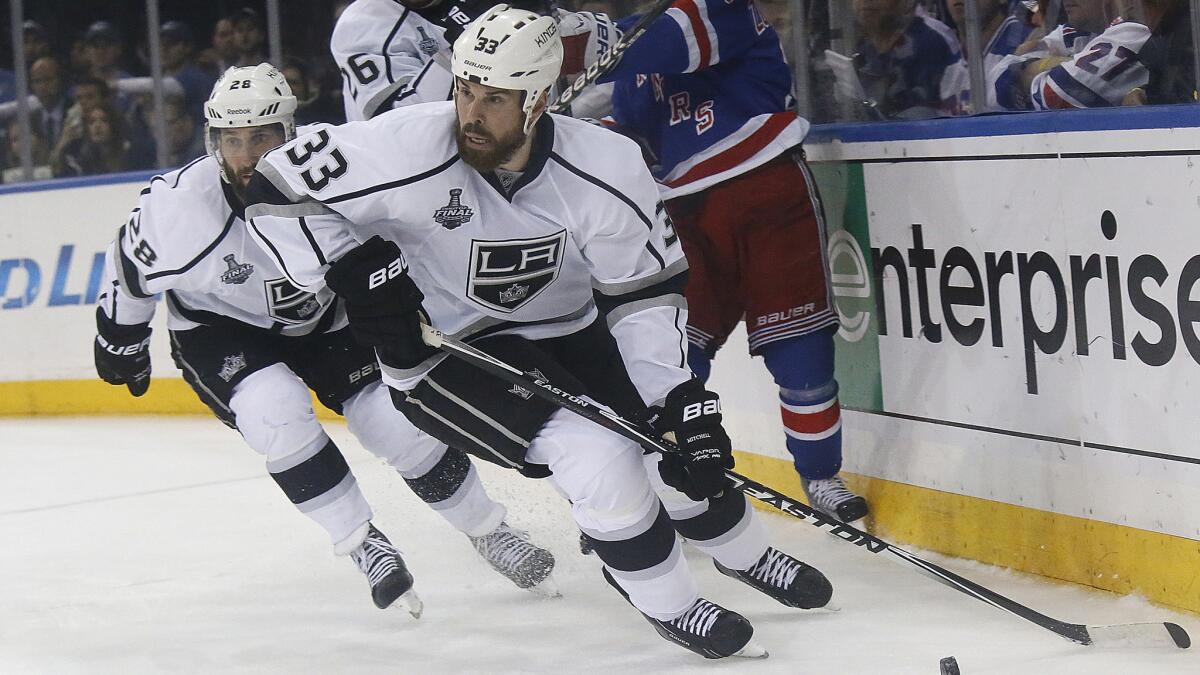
[781,401,841,435]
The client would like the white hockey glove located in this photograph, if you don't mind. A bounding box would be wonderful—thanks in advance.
[555,10,623,79]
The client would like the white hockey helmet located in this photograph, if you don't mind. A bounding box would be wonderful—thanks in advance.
[451,4,563,134]
[204,63,297,180]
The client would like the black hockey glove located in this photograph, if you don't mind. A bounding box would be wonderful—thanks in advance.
[94,308,152,397]
[653,379,733,501]
[324,236,438,370]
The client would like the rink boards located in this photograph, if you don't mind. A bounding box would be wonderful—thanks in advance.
[2,108,1199,613]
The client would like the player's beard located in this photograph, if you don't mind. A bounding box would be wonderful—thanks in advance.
[456,121,526,172]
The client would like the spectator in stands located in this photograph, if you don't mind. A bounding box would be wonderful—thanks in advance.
[199,17,239,74]
[82,21,132,82]
[280,58,339,125]
[988,0,1106,109]
[232,9,268,67]
[1129,0,1194,105]
[54,103,148,177]
[30,56,70,148]
[852,0,969,118]
[943,0,1031,111]
[51,76,113,170]
[161,20,218,122]
[153,96,206,167]
[23,21,53,66]
[2,119,53,184]
[948,1,1031,72]
[1029,0,1192,108]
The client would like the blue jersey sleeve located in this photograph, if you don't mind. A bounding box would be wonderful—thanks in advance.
[604,0,775,78]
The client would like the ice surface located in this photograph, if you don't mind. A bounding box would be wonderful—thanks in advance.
[2,417,1197,674]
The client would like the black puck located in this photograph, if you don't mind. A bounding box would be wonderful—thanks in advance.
[939,656,960,675]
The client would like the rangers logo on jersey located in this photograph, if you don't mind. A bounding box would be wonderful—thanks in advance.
[220,254,255,285]
[434,189,474,230]
[468,232,565,313]
[264,278,322,324]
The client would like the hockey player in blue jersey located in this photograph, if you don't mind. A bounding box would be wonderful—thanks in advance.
[556,0,870,523]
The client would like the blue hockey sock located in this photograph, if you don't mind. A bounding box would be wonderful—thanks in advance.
[761,330,843,480]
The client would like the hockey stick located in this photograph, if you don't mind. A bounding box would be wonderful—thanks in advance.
[549,0,675,114]
[419,324,1191,649]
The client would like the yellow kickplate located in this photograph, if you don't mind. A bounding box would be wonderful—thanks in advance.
[733,451,1200,615]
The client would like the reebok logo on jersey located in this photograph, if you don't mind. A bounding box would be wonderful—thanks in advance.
[468,232,566,313]
[220,253,255,285]
[433,189,474,230]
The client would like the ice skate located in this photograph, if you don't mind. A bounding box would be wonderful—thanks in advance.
[802,475,869,523]
[470,522,558,597]
[715,546,833,609]
[349,523,422,618]
[645,597,768,659]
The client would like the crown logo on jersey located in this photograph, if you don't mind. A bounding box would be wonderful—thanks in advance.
[220,254,255,285]
[218,353,248,382]
[417,27,438,57]
[434,189,474,230]
[498,283,529,304]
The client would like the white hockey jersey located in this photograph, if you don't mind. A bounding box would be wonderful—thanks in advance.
[244,103,690,405]
[331,0,454,122]
[987,24,1097,110]
[1030,20,1152,109]
[98,154,344,335]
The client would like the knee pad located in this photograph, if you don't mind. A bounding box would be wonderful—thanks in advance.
[760,327,835,391]
[527,409,659,537]
[343,381,446,473]
[230,363,327,462]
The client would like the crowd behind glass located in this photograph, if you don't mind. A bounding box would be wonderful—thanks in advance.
[0,0,1191,184]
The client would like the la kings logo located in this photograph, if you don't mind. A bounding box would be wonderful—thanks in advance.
[434,189,474,230]
[468,231,565,313]
[264,278,322,324]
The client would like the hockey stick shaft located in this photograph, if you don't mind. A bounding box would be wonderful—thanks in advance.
[549,0,675,113]
[419,325,1190,649]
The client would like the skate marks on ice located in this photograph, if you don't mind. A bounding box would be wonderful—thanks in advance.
[0,417,1197,674]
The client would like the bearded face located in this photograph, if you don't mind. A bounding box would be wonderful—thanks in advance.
[454,79,531,172]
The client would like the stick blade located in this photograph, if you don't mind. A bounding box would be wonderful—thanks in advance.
[1086,622,1191,649]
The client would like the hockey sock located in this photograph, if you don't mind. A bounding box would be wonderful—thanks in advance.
[686,342,714,383]
[402,447,505,537]
[761,330,843,480]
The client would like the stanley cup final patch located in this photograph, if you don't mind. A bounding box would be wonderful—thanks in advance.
[220,253,255,285]
[434,189,474,230]
[467,231,566,313]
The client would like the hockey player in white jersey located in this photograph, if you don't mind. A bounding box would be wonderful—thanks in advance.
[92,63,557,615]
[332,0,454,122]
[244,7,832,660]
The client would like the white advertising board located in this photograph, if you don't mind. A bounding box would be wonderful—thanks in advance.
[0,174,175,382]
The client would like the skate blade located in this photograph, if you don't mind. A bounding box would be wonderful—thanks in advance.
[394,588,423,619]
[732,641,769,659]
[527,575,562,598]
